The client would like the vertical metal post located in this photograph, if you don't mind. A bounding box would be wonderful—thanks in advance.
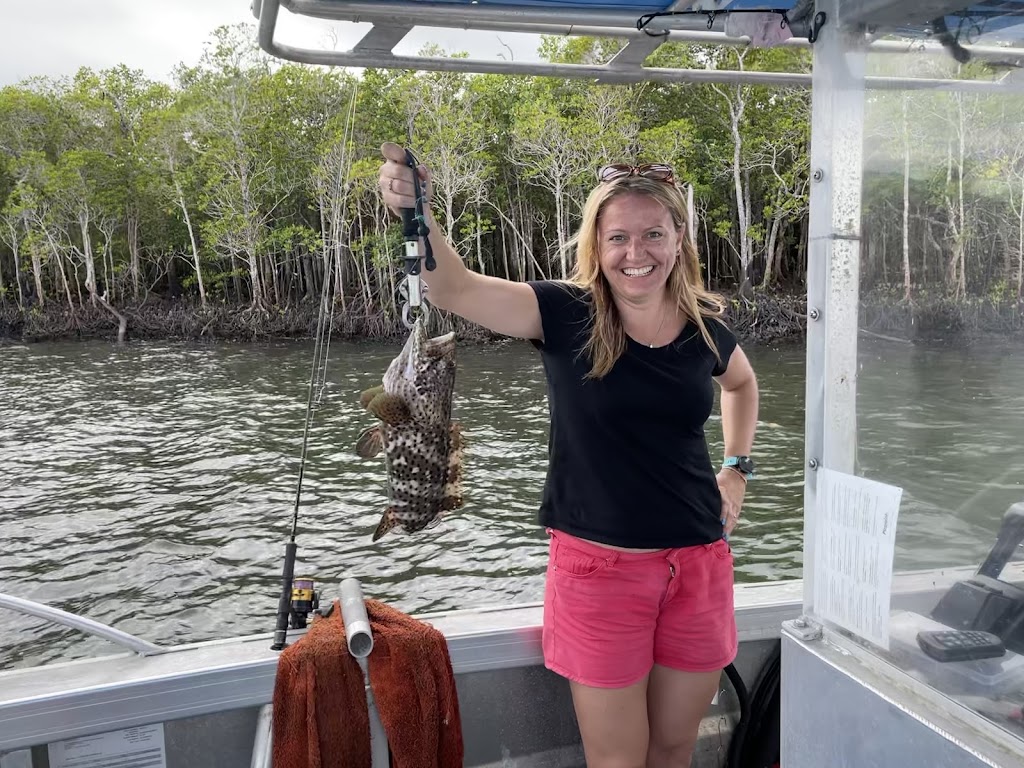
[340,578,389,768]
[249,704,274,768]
[801,0,867,616]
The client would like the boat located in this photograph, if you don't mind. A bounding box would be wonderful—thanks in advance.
[3,1,1024,766]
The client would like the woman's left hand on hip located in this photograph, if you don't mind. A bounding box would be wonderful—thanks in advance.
[717,469,747,536]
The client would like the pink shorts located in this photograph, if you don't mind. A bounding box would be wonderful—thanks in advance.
[542,528,737,688]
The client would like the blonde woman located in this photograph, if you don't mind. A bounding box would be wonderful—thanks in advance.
[378,142,759,768]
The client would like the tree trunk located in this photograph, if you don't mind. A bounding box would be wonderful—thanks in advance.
[97,292,129,343]
[762,215,781,289]
[79,212,98,308]
[1018,183,1024,299]
[14,259,25,309]
[553,182,567,279]
[722,80,752,297]
[302,249,312,303]
[230,253,242,302]
[127,212,141,302]
[56,253,75,312]
[921,214,928,286]
[171,168,206,308]
[269,252,282,307]
[31,246,45,308]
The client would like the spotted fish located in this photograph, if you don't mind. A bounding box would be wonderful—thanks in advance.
[355,317,464,541]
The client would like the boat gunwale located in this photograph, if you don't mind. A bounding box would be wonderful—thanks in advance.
[5,563,1020,754]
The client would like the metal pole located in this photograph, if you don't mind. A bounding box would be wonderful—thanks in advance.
[339,578,373,658]
[801,0,867,617]
[249,704,274,768]
[281,0,730,32]
[340,579,389,768]
[0,593,163,656]
[277,0,1024,68]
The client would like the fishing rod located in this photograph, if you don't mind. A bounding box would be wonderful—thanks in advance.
[268,145,429,651]
[267,82,362,651]
[270,254,335,651]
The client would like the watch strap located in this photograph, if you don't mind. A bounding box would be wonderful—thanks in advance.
[723,456,756,479]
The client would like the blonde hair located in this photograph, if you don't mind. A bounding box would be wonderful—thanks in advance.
[565,176,727,379]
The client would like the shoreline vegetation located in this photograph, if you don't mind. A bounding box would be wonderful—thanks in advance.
[3,290,1022,347]
[2,25,1023,350]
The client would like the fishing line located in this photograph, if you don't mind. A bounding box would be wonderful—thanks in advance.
[270,77,359,652]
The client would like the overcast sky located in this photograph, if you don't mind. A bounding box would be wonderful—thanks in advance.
[0,0,544,86]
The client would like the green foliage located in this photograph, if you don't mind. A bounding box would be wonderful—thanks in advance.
[0,26,1020,318]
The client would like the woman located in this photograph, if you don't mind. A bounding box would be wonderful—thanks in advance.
[378,142,759,768]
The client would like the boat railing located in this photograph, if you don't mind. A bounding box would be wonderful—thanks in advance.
[0,592,163,656]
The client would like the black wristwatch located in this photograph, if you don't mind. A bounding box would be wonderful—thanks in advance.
[723,455,756,480]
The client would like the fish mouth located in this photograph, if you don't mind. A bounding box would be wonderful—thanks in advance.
[421,330,456,359]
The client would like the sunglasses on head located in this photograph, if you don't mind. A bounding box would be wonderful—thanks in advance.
[597,163,676,185]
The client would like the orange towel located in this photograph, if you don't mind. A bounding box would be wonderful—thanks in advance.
[272,598,463,768]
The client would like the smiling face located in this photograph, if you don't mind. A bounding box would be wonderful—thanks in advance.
[596,192,683,306]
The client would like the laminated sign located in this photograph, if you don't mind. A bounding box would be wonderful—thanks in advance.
[48,724,166,768]
[813,468,903,650]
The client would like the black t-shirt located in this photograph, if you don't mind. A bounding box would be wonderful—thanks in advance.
[527,280,737,549]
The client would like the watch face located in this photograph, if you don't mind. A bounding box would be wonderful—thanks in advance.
[737,457,755,474]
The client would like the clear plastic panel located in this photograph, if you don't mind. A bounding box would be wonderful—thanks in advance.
[813,40,1024,743]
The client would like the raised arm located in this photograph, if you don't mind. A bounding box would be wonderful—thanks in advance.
[378,143,543,342]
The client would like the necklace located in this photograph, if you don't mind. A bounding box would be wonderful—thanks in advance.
[647,308,668,348]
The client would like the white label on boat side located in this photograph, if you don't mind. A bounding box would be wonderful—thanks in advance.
[47,723,166,768]
[812,468,903,651]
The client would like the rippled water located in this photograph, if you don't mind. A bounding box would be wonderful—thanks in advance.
[1,336,1022,669]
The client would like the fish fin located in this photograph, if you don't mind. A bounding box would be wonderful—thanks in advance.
[440,493,463,512]
[441,422,466,511]
[355,426,383,458]
[372,508,399,541]
[366,392,411,426]
[359,385,384,410]
[450,422,465,449]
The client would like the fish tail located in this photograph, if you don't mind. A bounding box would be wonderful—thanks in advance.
[372,508,399,542]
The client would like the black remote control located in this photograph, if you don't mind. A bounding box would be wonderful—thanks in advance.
[916,629,1006,663]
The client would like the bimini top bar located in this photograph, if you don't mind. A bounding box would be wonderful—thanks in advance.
[252,0,1024,88]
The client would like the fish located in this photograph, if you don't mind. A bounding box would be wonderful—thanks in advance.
[355,317,465,541]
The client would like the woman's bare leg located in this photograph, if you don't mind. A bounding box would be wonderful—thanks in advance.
[645,665,721,768]
[569,675,651,768]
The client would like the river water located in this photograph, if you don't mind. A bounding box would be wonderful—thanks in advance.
[1,335,1023,669]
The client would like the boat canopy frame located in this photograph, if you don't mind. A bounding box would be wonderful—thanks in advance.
[251,0,1024,90]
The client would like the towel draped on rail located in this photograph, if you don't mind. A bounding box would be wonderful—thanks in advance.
[272,598,463,768]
